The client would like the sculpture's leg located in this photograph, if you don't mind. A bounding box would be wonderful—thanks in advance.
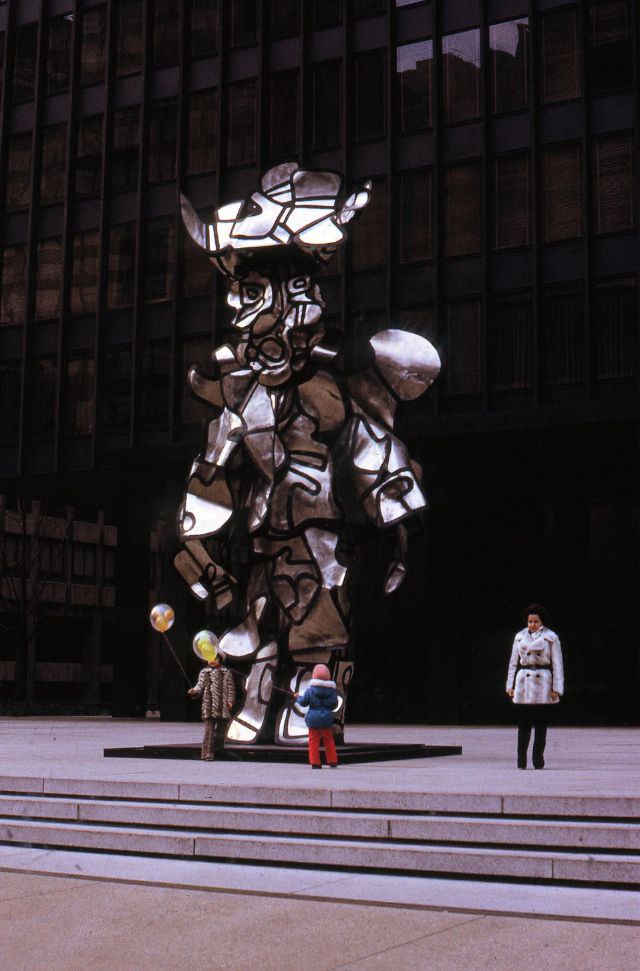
[226,641,278,743]
[275,651,354,745]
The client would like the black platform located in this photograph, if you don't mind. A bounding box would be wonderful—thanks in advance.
[103,742,462,764]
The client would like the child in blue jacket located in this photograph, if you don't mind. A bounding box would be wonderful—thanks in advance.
[295,664,339,769]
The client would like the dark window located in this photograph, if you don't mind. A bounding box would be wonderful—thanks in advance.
[355,52,386,140]
[153,0,180,68]
[588,1,632,93]
[102,346,132,429]
[399,170,432,262]
[312,0,342,28]
[80,5,107,85]
[144,219,176,302]
[184,216,215,295]
[35,239,63,320]
[356,0,386,15]
[75,117,103,198]
[542,144,582,241]
[187,91,218,175]
[140,343,171,425]
[0,33,4,103]
[40,125,67,205]
[351,180,386,270]
[71,231,99,316]
[445,162,481,256]
[191,0,219,57]
[268,71,299,159]
[229,0,257,48]
[442,30,481,124]
[0,245,27,326]
[12,23,38,103]
[312,61,342,149]
[181,336,214,423]
[396,305,434,340]
[225,80,257,166]
[0,362,21,443]
[494,154,530,249]
[6,133,32,210]
[65,358,96,435]
[269,0,301,39]
[45,17,72,94]
[490,294,533,390]
[107,225,136,309]
[396,0,427,6]
[397,40,433,132]
[540,10,581,104]
[25,358,57,437]
[593,277,638,379]
[446,299,482,394]
[542,287,584,385]
[116,0,143,76]
[489,19,529,114]
[592,133,634,234]
[110,107,140,191]
[147,99,178,183]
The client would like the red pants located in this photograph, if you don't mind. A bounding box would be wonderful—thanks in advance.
[308,727,338,766]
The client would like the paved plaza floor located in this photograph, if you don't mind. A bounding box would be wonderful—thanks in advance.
[0,719,638,971]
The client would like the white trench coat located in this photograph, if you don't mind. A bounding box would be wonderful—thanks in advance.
[506,626,564,705]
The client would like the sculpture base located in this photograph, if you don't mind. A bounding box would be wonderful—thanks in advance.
[103,742,462,763]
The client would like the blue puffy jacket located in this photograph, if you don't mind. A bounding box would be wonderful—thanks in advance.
[297,678,338,729]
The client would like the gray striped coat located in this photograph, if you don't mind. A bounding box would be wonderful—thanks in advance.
[191,665,236,720]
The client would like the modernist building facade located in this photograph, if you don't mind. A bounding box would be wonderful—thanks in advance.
[0,0,637,723]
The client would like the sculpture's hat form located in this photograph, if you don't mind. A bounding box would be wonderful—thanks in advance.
[181,162,371,275]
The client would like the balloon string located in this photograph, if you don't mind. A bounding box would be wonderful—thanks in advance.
[161,632,192,687]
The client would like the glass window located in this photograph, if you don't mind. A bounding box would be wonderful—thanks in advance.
[71,231,99,316]
[542,287,584,385]
[144,219,176,302]
[153,0,180,68]
[75,116,103,198]
[494,154,530,250]
[225,80,257,166]
[35,239,63,320]
[107,225,136,309]
[80,5,107,85]
[184,216,214,295]
[442,30,481,124]
[268,70,299,159]
[187,91,218,175]
[140,342,171,425]
[269,0,300,39]
[40,125,67,205]
[66,357,96,435]
[542,144,582,241]
[540,10,581,104]
[396,306,434,340]
[356,0,386,15]
[351,180,386,270]
[12,23,38,103]
[191,0,219,57]
[489,19,529,114]
[312,61,342,150]
[593,277,637,379]
[102,346,132,429]
[312,0,342,28]
[45,17,72,94]
[6,133,32,210]
[181,336,214,423]
[588,1,632,93]
[592,134,634,234]
[25,358,57,437]
[399,170,432,262]
[445,162,481,256]
[147,98,178,183]
[355,52,386,141]
[397,40,433,132]
[490,294,533,390]
[0,34,4,104]
[446,299,481,395]
[110,107,140,191]
[230,0,257,48]
[116,0,143,76]
[0,245,27,326]
[0,362,21,443]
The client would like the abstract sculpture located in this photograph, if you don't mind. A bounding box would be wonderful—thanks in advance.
[175,163,440,745]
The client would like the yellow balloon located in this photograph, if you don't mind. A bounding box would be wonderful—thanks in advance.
[149,603,175,633]
[192,629,219,663]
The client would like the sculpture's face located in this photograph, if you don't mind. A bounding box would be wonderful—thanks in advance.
[226,266,324,386]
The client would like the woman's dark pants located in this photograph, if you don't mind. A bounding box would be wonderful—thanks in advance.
[517,705,549,768]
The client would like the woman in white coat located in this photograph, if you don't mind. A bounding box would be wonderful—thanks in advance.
[506,604,564,769]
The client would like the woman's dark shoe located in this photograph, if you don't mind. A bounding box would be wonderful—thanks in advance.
[533,760,545,769]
